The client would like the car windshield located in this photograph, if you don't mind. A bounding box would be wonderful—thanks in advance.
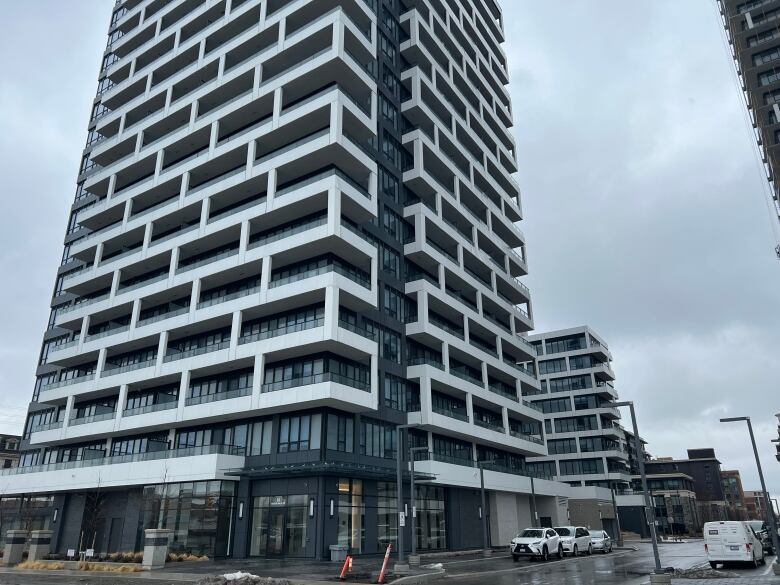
[519,529,544,539]
[588,530,604,538]
[554,527,572,536]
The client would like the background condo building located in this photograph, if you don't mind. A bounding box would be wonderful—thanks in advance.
[0,434,20,470]
[643,449,729,526]
[721,469,748,521]
[718,0,780,226]
[524,327,631,490]
[0,0,570,560]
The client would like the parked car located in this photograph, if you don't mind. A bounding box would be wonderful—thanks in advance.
[746,520,775,555]
[704,521,765,568]
[554,525,592,556]
[510,527,563,562]
[588,529,613,553]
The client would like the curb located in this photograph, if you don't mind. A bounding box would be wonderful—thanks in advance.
[391,570,446,585]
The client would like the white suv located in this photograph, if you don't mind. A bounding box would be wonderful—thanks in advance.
[554,526,592,556]
[510,528,563,561]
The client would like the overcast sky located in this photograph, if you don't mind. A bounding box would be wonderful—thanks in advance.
[0,1,778,500]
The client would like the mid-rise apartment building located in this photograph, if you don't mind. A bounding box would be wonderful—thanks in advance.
[644,449,729,526]
[721,469,748,521]
[525,327,631,490]
[642,470,700,536]
[745,490,769,519]
[0,434,20,470]
[718,0,780,225]
[0,0,573,559]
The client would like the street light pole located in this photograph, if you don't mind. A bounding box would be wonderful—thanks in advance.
[614,401,663,576]
[409,446,428,558]
[530,475,538,528]
[479,463,489,550]
[395,424,416,570]
[720,417,780,565]
[611,486,623,547]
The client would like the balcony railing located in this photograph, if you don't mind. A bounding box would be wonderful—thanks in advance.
[137,306,189,327]
[185,385,252,406]
[269,263,370,290]
[102,358,156,376]
[176,247,239,274]
[84,325,129,342]
[70,411,116,426]
[123,401,178,417]
[338,320,377,341]
[432,405,469,422]
[164,340,230,362]
[240,318,325,344]
[41,373,95,392]
[407,356,444,370]
[509,430,545,445]
[248,216,327,251]
[57,293,110,316]
[450,367,483,387]
[488,383,517,401]
[198,285,260,309]
[261,372,369,393]
[117,272,168,295]
[0,444,244,476]
[474,418,504,433]
[29,420,64,433]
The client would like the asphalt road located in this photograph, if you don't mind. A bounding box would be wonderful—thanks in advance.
[435,541,778,585]
[0,541,776,585]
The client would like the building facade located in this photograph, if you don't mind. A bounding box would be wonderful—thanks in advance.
[0,435,20,470]
[623,428,649,476]
[637,472,700,536]
[718,0,780,227]
[0,0,570,559]
[744,490,768,519]
[644,449,729,527]
[525,327,631,490]
[721,469,748,521]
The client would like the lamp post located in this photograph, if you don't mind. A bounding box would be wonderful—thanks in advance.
[473,461,491,553]
[409,446,428,558]
[394,424,417,571]
[720,417,780,567]
[613,401,664,579]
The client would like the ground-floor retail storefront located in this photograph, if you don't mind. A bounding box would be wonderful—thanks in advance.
[0,473,495,559]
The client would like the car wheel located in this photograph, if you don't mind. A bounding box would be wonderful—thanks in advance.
[573,544,578,557]
[709,562,718,569]
[512,554,519,562]
[587,544,592,555]
[541,546,549,562]
[558,544,564,560]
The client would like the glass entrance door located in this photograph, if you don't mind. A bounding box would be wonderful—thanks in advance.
[267,508,286,556]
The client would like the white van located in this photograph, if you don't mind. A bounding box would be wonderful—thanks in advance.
[704,521,765,568]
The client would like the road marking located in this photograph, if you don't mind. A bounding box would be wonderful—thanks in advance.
[445,550,634,579]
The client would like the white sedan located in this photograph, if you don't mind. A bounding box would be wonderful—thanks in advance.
[554,526,592,556]
[510,528,563,562]
[588,529,613,553]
